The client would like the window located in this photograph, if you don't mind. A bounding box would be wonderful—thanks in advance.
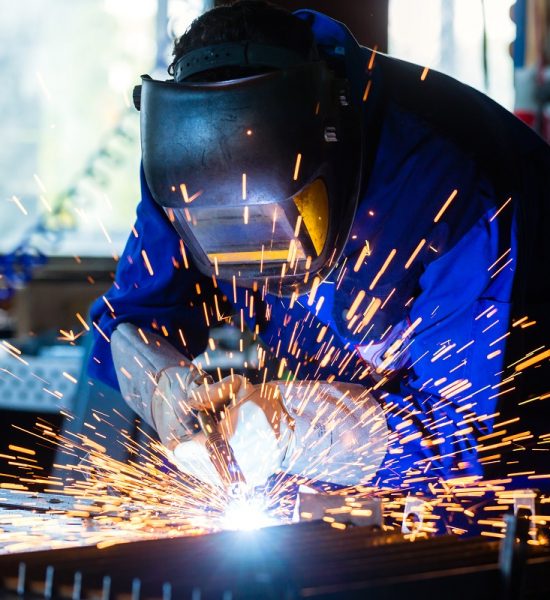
[389,0,515,109]
[1,0,208,260]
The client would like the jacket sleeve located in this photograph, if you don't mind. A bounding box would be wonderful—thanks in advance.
[88,166,212,390]
[375,204,516,487]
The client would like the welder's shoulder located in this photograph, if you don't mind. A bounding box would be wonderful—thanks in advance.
[374,53,549,184]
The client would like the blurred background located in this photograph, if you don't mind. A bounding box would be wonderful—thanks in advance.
[0,0,548,484]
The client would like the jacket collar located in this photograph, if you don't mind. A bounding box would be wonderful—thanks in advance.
[294,9,370,106]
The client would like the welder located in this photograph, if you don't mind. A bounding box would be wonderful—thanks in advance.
[89,1,550,491]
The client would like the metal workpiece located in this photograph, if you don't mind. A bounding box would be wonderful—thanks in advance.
[0,519,549,599]
[298,492,383,528]
[1,489,550,598]
[402,495,430,534]
[500,511,531,600]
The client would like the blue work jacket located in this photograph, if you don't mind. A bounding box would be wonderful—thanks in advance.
[89,11,550,488]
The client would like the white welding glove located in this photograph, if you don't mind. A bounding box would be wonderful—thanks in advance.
[172,379,292,489]
[111,322,237,448]
[172,380,388,489]
[277,380,389,486]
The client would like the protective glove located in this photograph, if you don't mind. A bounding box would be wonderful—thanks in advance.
[111,322,238,448]
[172,379,388,489]
[172,379,292,489]
[111,323,388,488]
[356,319,416,377]
[278,380,388,486]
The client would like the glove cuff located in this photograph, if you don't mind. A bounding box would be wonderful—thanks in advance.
[111,323,195,426]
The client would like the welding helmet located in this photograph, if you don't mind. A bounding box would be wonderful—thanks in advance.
[134,42,362,295]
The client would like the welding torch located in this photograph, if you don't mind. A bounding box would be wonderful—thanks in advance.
[196,408,247,496]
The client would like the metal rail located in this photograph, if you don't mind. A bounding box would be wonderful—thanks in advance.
[1,516,549,599]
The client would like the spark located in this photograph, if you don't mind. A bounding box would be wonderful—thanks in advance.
[0,410,295,555]
[0,206,548,557]
[369,249,397,290]
[39,195,52,212]
[92,322,111,343]
[92,218,112,247]
[489,196,512,222]
[488,248,511,271]
[307,276,321,306]
[515,349,550,372]
[180,184,202,204]
[353,241,371,272]
[316,326,328,343]
[362,80,372,102]
[76,313,90,331]
[294,215,302,237]
[491,258,513,279]
[8,446,36,456]
[367,47,377,71]
[141,250,154,276]
[404,239,426,269]
[346,290,366,321]
[9,196,27,216]
[293,153,302,181]
[33,173,47,193]
[102,296,115,313]
[58,330,83,343]
[62,372,78,384]
[433,189,458,223]
[35,71,52,101]
[2,341,21,355]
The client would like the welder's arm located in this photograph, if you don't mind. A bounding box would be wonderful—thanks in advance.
[111,322,200,436]
[88,165,211,391]
[111,322,242,449]
[374,212,513,486]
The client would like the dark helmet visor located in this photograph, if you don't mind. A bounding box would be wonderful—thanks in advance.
[138,60,361,294]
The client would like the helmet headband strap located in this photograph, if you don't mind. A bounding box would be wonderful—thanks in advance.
[173,41,314,82]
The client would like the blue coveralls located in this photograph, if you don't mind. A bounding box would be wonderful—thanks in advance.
[89,11,550,488]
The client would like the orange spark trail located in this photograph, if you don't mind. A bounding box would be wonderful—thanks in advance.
[433,189,458,223]
[369,249,397,290]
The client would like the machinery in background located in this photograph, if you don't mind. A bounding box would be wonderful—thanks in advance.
[512,0,550,142]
